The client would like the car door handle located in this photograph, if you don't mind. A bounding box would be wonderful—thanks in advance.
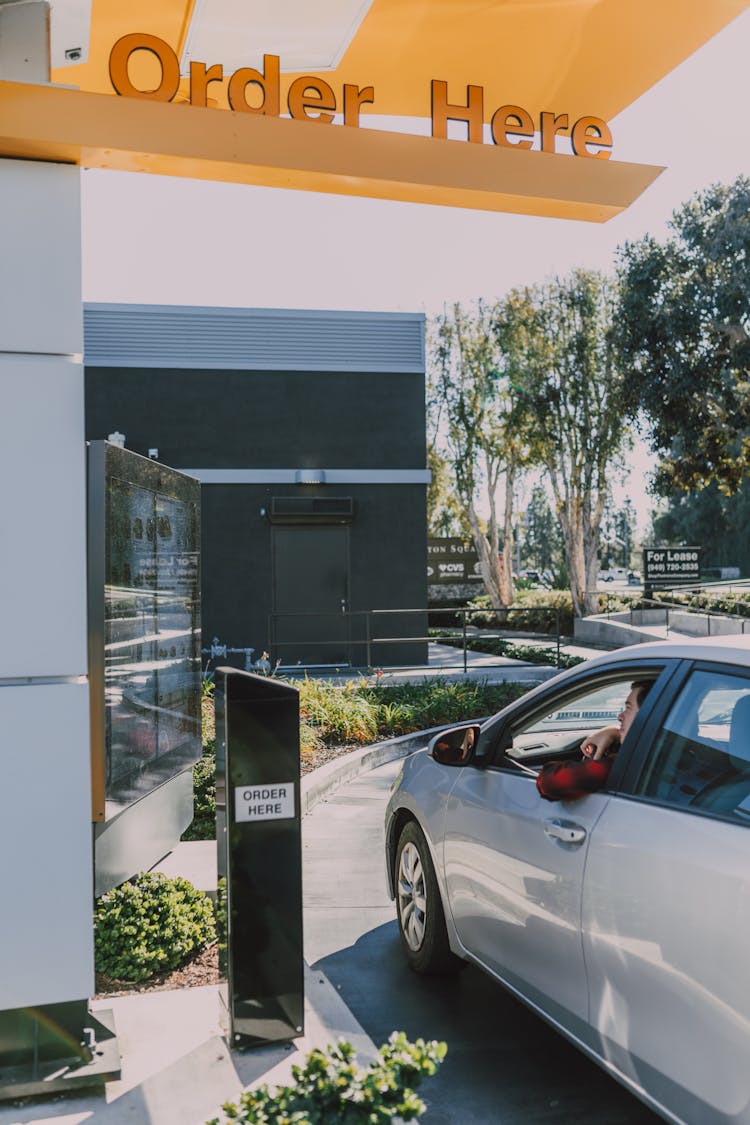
[543,818,587,845]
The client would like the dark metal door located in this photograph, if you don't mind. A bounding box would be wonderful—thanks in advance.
[272,526,350,666]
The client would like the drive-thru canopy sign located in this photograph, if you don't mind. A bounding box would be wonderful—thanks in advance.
[2,0,748,220]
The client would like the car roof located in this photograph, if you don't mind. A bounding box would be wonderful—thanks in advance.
[581,633,750,671]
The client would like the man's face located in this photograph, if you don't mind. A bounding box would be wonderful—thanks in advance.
[618,688,640,741]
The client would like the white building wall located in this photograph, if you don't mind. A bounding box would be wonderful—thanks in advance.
[0,158,93,1007]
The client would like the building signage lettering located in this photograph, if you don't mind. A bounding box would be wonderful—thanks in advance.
[427,537,483,583]
[109,34,612,159]
[234,782,295,823]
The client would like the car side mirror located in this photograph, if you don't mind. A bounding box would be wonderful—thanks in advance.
[429,724,482,767]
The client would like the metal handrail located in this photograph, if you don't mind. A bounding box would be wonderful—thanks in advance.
[267,603,566,672]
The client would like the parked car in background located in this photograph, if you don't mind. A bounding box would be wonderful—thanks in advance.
[385,636,750,1125]
[597,566,629,582]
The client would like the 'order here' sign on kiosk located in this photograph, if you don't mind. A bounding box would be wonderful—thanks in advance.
[235,782,295,823]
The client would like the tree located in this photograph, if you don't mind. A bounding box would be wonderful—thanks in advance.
[600,497,636,569]
[494,270,632,617]
[429,302,532,608]
[616,176,750,494]
[521,484,562,575]
[651,483,750,575]
[426,446,464,537]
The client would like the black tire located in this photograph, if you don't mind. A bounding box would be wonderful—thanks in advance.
[395,820,463,975]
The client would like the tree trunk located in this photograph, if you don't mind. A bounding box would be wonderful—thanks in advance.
[583,502,605,616]
[499,464,516,606]
[467,505,505,611]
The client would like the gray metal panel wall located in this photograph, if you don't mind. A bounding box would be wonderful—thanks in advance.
[84,304,425,373]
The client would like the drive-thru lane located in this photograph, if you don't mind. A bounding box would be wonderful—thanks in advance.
[303,758,659,1125]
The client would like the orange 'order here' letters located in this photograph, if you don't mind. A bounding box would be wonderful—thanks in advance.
[109,33,613,159]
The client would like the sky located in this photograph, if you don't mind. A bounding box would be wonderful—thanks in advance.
[81,8,750,532]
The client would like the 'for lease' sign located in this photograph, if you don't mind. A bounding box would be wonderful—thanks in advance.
[643,547,702,587]
[235,782,295,823]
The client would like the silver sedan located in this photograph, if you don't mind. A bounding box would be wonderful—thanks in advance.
[385,636,750,1125]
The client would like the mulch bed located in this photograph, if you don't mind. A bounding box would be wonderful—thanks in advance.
[95,942,222,998]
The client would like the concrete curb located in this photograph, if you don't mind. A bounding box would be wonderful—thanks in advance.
[300,724,449,814]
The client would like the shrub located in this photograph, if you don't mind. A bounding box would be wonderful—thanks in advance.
[466,589,575,634]
[94,872,216,982]
[365,678,529,734]
[298,678,378,744]
[182,747,217,841]
[432,633,584,669]
[209,1032,446,1124]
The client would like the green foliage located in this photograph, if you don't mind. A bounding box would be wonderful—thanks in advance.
[94,873,216,982]
[616,176,750,493]
[520,484,563,575]
[494,270,632,616]
[215,876,227,966]
[182,747,216,841]
[429,301,536,606]
[300,719,325,755]
[209,1032,447,1124]
[434,633,583,669]
[641,589,750,618]
[426,446,465,537]
[651,481,750,577]
[365,678,529,735]
[300,677,531,743]
[466,590,575,635]
[299,678,379,744]
[183,680,535,843]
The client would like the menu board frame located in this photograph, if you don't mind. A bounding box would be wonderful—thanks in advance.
[88,441,201,822]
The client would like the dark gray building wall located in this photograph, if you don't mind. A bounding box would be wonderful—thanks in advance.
[198,483,426,666]
[84,368,425,470]
[84,305,428,668]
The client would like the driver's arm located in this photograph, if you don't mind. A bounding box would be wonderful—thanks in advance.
[536,756,614,801]
[580,725,620,760]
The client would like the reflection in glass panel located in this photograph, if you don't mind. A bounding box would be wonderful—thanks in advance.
[102,467,201,815]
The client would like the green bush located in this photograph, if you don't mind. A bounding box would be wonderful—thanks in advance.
[466,589,575,634]
[209,1032,446,1124]
[365,678,529,735]
[94,872,216,982]
[182,747,217,841]
[432,633,584,669]
[644,590,750,617]
[299,678,379,744]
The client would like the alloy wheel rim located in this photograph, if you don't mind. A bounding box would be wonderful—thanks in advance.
[398,841,427,951]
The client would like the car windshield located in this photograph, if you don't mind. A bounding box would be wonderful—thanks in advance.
[525,683,627,733]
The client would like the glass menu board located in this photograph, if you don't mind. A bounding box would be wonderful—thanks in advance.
[88,442,201,820]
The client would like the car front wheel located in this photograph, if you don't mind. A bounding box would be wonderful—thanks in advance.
[395,820,462,975]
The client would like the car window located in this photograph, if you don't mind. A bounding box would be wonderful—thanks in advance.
[505,678,635,764]
[636,668,750,825]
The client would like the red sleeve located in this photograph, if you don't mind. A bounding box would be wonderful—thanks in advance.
[536,757,613,801]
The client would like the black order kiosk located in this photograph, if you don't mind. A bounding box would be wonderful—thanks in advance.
[215,669,304,1046]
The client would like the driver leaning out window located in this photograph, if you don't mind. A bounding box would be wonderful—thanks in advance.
[536,679,653,801]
